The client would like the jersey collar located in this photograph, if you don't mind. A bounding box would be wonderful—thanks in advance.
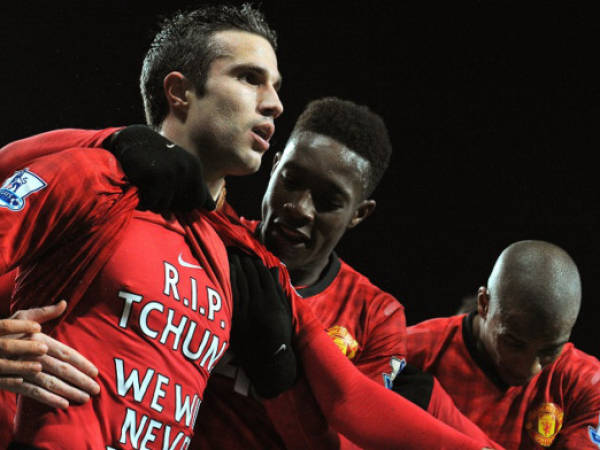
[295,253,341,298]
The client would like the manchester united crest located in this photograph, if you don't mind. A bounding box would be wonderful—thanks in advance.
[326,325,359,359]
[525,402,564,447]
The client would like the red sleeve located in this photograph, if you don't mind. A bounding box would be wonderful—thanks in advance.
[553,351,600,449]
[355,294,406,385]
[0,148,126,275]
[427,376,502,448]
[293,304,497,450]
[0,127,121,180]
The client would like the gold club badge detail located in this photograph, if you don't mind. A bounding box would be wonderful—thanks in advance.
[327,325,359,360]
[525,402,564,447]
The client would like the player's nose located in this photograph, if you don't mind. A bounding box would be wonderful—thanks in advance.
[284,190,315,222]
[259,85,283,119]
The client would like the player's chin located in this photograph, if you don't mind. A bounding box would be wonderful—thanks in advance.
[272,242,306,271]
[232,150,263,175]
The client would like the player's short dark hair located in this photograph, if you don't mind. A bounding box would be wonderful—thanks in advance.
[291,97,392,198]
[140,3,277,128]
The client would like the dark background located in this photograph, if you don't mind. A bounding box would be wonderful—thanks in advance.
[1,1,597,356]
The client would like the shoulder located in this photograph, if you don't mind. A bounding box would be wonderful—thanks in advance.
[406,315,464,350]
[556,343,600,382]
[408,314,463,335]
[337,258,401,305]
[0,128,121,179]
[1,148,127,211]
[26,148,125,193]
[335,258,405,323]
[10,147,118,175]
[547,344,600,425]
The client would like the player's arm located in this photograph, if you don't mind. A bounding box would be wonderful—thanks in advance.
[264,294,407,449]
[1,126,213,212]
[232,252,498,450]
[274,313,499,448]
[0,301,100,409]
[392,364,502,447]
[553,399,600,448]
[354,294,407,384]
[0,151,124,406]
[552,360,600,449]
[295,309,501,449]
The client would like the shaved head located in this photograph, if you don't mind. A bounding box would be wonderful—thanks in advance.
[487,240,581,328]
[475,240,582,386]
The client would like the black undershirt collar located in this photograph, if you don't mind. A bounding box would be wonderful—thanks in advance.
[295,253,341,298]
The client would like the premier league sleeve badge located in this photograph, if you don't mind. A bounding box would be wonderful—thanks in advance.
[0,169,47,211]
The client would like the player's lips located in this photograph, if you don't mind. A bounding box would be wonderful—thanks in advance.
[251,123,274,152]
[272,220,310,245]
[251,130,270,152]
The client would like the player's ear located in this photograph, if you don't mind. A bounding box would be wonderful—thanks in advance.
[347,199,376,229]
[477,287,490,319]
[164,71,193,119]
[270,152,283,175]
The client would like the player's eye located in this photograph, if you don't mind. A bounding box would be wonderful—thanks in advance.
[239,71,262,85]
[315,196,344,212]
[281,173,302,190]
[539,346,562,358]
[502,337,525,349]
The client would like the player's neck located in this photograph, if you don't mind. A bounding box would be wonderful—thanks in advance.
[471,315,494,365]
[288,257,330,289]
[159,124,225,201]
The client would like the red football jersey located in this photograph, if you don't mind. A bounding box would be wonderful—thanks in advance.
[193,216,407,449]
[407,313,600,449]
[0,149,232,448]
[0,128,495,449]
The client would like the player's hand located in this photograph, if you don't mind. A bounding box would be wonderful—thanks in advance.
[391,362,435,410]
[0,300,100,409]
[104,125,216,212]
[228,248,297,398]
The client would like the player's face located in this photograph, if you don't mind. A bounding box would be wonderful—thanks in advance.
[478,288,571,386]
[260,131,373,276]
[185,30,283,178]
